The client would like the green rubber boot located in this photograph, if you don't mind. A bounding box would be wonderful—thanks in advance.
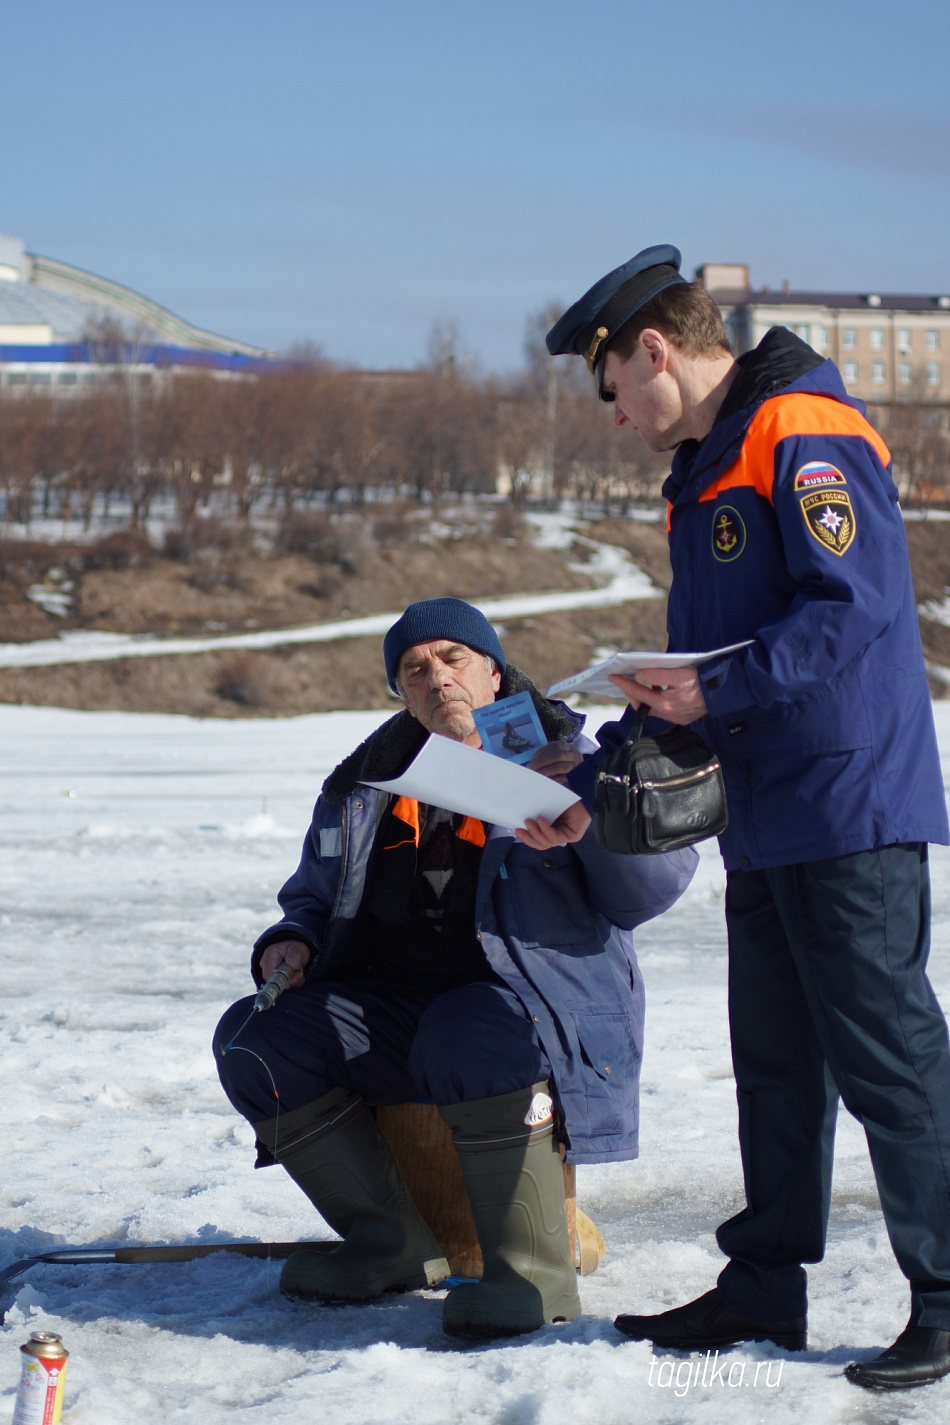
[255,1087,450,1301]
[439,1081,581,1339]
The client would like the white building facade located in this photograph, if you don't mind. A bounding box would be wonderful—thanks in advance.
[697,263,950,407]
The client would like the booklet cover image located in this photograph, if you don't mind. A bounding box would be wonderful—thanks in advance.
[471,691,548,765]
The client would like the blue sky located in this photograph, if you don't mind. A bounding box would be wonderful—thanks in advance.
[3,0,948,370]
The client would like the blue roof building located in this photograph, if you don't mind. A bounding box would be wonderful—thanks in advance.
[0,234,277,387]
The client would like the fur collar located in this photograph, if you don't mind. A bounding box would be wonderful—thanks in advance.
[321,665,583,805]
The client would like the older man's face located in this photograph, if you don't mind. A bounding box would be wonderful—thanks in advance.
[397,639,501,746]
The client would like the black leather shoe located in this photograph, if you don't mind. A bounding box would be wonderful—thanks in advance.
[614,1287,807,1352]
[845,1326,950,1390]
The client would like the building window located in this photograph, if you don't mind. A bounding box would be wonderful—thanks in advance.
[870,328,885,350]
[899,361,912,384]
[31,372,52,385]
[843,328,856,350]
[898,328,911,353]
[927,330,940,351]
[56,371,78,386]
[872,361,886,384]
[794,324,810,343]
[818,326,830,349]
[844,360,858,383]
[927,362,941,385]
[6,372,28,385]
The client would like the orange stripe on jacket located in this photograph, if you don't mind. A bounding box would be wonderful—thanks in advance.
[389,796,421,847]
[456,816,487,847]
[388,795,487,849]
[697,393,892,506]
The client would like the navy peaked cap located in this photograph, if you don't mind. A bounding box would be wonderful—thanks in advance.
[384,597,506,693]
[546,244,687,398]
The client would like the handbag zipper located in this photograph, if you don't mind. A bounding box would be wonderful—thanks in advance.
[639,763,720,790]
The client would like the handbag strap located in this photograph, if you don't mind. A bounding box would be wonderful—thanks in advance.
[621,702,650,750]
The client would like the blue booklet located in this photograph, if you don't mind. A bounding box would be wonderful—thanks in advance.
[471,691,548,766]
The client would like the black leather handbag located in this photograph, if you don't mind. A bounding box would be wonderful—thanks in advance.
[594,705,729,855]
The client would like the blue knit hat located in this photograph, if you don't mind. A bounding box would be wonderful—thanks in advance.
[384,598,506,693]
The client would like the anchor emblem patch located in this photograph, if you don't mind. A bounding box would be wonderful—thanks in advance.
[711,505,747,563]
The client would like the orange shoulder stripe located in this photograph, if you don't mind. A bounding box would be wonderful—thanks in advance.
[698,393,892,505]
[390,796,421,847]
[389,796,486,848]
[457,816,487,847]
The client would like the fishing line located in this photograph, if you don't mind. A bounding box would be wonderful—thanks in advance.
[217,1005,287,1311]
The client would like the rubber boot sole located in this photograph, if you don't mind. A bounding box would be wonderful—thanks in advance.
[442,1277,580,1339]
[280,1250,450,1303]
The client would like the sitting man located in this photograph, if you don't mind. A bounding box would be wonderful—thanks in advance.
[214,597,696,1339]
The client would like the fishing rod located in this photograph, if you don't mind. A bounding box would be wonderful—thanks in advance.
[220,959,298,1054]
[2,959,306,1320]
[0,1242,336,1320]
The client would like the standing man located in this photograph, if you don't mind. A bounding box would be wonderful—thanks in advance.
[548,246,950,1390]
[214,597,696,1340]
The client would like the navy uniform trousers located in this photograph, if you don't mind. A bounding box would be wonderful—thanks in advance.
[214,979,551,1134]
[717,843,950,1329]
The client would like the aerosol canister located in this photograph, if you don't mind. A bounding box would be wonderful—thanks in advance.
[12,1331,68,1425]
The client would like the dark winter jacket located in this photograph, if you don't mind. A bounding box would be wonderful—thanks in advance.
[594,330,949,870]
[254,668,698,1163]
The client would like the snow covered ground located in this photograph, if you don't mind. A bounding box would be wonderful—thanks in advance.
[2,701,950,1423]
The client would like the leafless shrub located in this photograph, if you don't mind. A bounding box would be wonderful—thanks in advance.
[0,539,84,586]
[186,550,250,594]
[163,518,252,562]
[215,654,266,708]
[275,511,367,573]
[490,504,528,541]
[83,529,154,571]
[372,501,418,548]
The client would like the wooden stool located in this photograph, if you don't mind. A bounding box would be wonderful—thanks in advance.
[377,1103,605,1278]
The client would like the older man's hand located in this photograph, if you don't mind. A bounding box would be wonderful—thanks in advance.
[528,739,583,785]
[609,666,708,726]
[259,938,311,988]
[516,800,591,850]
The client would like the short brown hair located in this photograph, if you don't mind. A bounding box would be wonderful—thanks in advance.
[607,282,731,361]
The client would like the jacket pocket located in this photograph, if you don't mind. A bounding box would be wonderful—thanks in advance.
[709,681,872,756]
[574,1011,639,1135]
[502,843,598,949]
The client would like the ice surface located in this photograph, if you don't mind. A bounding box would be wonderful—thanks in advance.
[2,702,950,1422]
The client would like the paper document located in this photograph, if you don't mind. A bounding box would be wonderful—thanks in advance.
[366,735,579,830]
[548,641,754,700]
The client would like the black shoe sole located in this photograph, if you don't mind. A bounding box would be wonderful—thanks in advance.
[615,1318,806,1352]
[845,1365,946,1391]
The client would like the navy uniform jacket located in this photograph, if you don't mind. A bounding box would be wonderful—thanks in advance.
[595,330,948,871]
[253,671,697,1163]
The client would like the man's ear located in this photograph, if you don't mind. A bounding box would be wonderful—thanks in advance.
[491,667,502,694]
[639,328,671,373]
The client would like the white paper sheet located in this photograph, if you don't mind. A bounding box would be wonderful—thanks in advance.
[547,641,755,700]
[366,735,579,829]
